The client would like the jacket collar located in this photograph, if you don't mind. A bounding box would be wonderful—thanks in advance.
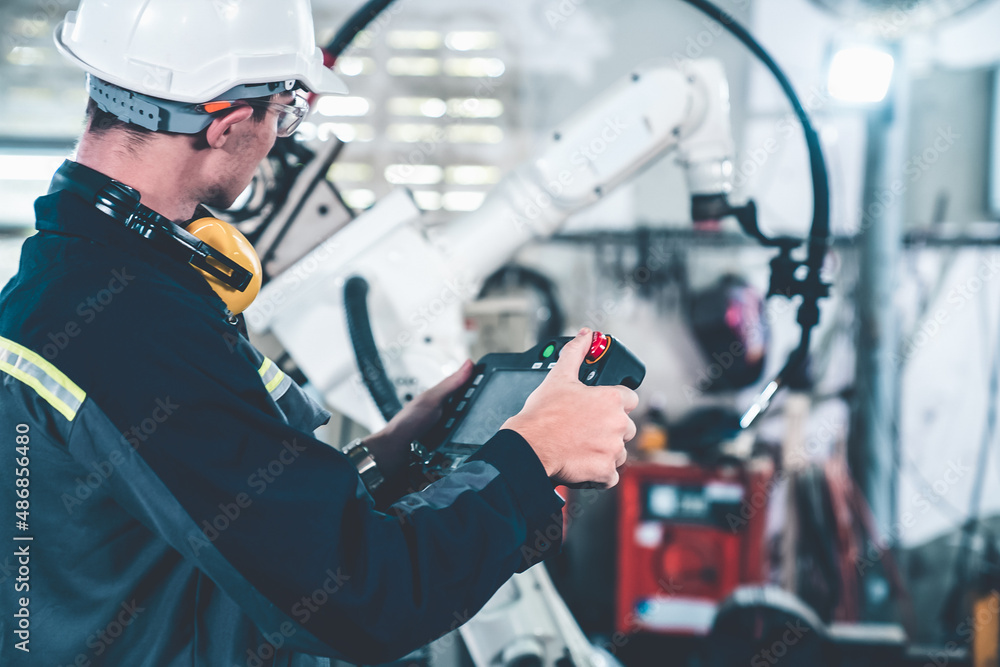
[33,168,228,315]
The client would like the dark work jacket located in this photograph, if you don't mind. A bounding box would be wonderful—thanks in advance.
[0,182,563,666]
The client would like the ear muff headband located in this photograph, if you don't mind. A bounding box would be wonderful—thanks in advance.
[49,160,262,314]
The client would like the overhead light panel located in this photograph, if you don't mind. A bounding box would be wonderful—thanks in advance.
[442,191,486,211]
[315,96,371,117]
[316,123,374,143]
[387,57,441,77]
[6,47,46,67]
[328,163,374,183]
[385,164,443,186]
[827,45,894,104]
[447,98,504,119]
[445,31,500,51]
[446,125,504,144]
[446,165,501,185]
[412,191,443,210]
[444,57,505,78]
[387,123,444,143]
[388,97,447,118]
[341,189,376,210]
[387,30,442,50]
[0,154,67,181]
[335,57,375,77]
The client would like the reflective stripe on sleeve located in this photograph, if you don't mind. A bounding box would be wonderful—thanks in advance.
[0,335,86,421]
[257,356,291,402]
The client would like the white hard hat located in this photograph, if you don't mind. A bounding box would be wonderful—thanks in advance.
[54,0,348,104]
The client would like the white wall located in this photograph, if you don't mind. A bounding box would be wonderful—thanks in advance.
[747,0,1000,547]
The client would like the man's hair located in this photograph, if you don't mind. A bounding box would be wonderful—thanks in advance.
[84,94,274,148]
[85,98,154,149]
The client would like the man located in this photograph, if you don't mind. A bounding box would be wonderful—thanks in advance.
[0,1,637,665]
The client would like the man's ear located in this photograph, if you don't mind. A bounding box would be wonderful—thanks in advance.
[205,106,255,149]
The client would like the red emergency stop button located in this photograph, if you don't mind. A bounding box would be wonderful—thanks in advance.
[586,331,611,364]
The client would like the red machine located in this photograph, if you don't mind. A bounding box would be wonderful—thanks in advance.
[615,458,773,636]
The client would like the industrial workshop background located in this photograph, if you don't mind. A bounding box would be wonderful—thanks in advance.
[2,0,1000,665]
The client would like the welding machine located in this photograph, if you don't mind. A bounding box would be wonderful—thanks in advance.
[615,457,773,636]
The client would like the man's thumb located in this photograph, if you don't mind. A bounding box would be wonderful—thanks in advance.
[552,328,592,379]
[433,359,474,397]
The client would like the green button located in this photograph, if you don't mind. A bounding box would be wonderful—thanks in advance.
[542,343,556,359]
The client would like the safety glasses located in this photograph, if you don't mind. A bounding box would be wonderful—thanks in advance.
[198,95,309,137]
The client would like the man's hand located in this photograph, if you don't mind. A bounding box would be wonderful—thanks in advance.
[362,359,475,487]
[501,328,638,488]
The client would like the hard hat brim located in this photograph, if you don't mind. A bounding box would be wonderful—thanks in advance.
[55,20,350,102]
[303,64,350,97]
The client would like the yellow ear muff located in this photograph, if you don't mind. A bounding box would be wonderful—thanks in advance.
[187,217,262,315]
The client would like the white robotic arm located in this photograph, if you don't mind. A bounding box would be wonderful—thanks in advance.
[438,58,733,286]
[245,58,735,431]
[242,58,736,667]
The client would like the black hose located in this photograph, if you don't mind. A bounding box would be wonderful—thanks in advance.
[329,3,404,423]
[344,276,403,421]
[326,0,831,413]
[325,0,400,59]
[478,265,566,343]
[679,0,832,387]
